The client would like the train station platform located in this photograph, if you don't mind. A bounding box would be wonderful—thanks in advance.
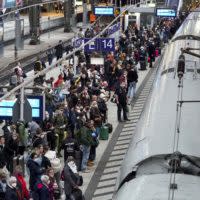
[80,64,152,196]
[29,52,156,199]
[2,5,91,42]
[0,27,75,83]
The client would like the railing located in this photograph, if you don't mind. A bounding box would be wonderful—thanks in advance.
[0,3,143,103]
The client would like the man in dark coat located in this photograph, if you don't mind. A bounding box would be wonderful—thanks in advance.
[34,175,50,200]
[4,133,18,173]
[26,152,45,191]
[147,39,156,68]
[63,158,78,200]
[55,40,63,60]
[61,133,79,162]
[0,135,6,168]
[115,81,130,122]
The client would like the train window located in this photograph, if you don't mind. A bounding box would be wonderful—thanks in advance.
[161,68,175,76]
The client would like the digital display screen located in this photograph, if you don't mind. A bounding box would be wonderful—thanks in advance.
[156,8,176,17]
[0,107,13,116]
[28,99,40,108]
[94,7,114,16]
[32,108,40,118]
[0,100,16,107]
[4,0,16,8]
[0,96,44,120]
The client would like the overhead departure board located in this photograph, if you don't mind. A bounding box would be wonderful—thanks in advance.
[94,7,114,16]
[156,8,176,17]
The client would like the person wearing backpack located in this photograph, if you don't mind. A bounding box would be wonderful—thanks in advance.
[97,95,108,123]
[63,157,79,200]
[61,133,80,162]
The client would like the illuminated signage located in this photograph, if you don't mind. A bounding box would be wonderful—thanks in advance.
[4,0,16,8]
[0,0,23,8]
[94,7,114,16]
[0,95,44,120]
[156,8,176,17]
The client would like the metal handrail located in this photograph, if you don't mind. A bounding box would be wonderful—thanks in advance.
[0,2,145,102]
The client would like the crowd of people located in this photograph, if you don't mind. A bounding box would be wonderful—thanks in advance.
[0,15,186,200]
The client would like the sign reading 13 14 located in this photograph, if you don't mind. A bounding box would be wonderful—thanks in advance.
[99,38,115,52]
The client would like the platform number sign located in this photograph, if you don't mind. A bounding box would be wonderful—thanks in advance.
[84,38,98,52]
[99,38,115,52]
[84,38,115,52]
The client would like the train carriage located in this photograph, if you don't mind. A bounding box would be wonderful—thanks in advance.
[114,9,200,200]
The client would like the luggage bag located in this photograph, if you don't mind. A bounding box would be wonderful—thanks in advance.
[99,126,109,140]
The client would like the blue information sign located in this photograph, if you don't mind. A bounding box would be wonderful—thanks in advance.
[73,38,83,48]
[84,38,115,53]
[107,23,120,36]
[84,39,98,52]
[99,38,115,52]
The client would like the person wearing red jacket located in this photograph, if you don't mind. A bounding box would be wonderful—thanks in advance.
[54,74,64,89]
[13,165,30,200]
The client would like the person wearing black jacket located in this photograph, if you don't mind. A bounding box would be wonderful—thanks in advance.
[127,65,138,104]
[115,81,130,122]
[5,176,19,200]
[55,40,63,60]
[4,133,18,174]
[147,39,156,68]
[34,175,50,200]
[61,133,79,162]
[26,152,45,191]
[0,135,6,168]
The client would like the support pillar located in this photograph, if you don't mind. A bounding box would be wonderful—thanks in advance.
[64,0,72,32]
[29,0,41,45]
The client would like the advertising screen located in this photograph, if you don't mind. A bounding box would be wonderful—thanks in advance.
[156,8,176,17]
[94,7,114,16]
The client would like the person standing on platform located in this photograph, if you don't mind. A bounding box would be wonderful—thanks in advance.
[46,45,54,66]
[115,81,130,122]
[4,176,19,200]
[55,40,63,60]
[53,109,67,157]
[127,64,138,104]
[147,39,156,68]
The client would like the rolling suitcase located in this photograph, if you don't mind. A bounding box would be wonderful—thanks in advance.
[99,126,109,140]
[140,61,146,70]
[155,49,159,57]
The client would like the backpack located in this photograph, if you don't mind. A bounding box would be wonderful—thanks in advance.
[98,99,107,113]
[60,167,83,186]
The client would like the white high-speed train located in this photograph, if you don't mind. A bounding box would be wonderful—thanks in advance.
[114,9,200,200]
